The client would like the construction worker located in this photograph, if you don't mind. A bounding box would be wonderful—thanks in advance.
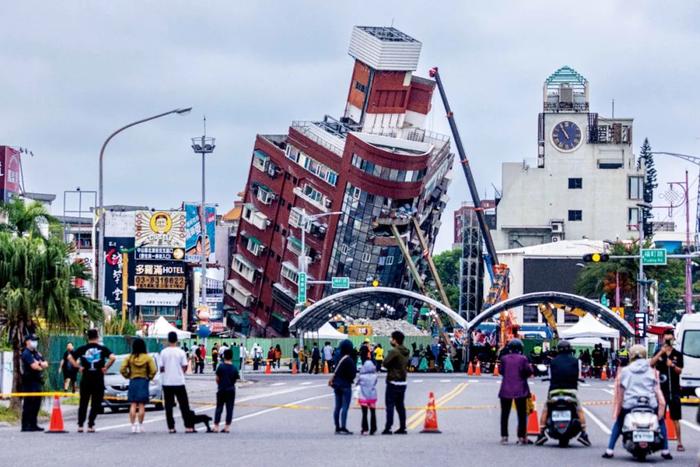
[373,344,384,372]
[535,340,591,447]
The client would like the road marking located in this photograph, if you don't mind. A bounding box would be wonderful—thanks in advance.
[580,383,591,387]
[406,383,468,431]
[599,389,615,396]
[96,383,328,432]
[412,380,424,383]
[608,384,614,388]
[270,382,286,386]
[232,393,332,422]
[466,380,480,383]
[300,382,313,386]
[681,420,700,433]
[439,379,451,383]
[582,407,611,435]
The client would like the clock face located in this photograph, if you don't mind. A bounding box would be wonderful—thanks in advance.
[552,121,582,152]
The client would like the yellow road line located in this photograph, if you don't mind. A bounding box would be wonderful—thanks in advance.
[406,383,469,431]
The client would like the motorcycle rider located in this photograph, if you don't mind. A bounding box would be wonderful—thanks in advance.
[535,340,591,446]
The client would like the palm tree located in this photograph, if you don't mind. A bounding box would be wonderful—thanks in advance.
[0,197,59,237]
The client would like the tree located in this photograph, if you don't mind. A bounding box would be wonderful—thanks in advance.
[0,197,59,237]
[638,138,657,237]
[432,248,462,308]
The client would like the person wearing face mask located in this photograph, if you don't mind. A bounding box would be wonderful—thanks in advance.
[650,328,684,452]
[20,335,48,432]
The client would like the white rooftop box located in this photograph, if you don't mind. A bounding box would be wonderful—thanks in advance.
[348,26,422,71]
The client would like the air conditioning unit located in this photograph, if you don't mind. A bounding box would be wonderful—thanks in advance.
[551,221,564,233]
[551,234,562,243]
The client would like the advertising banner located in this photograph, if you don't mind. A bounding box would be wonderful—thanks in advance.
[134,261,186,290]
[104,211,135,237]
[192,267,224,320]
[185,203,216,263]
[0,146,21,203]
[103,237,135,312]
[134,211,185,261]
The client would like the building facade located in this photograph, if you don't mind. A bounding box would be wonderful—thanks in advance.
[227,26,454,336]
[493,66,645,250]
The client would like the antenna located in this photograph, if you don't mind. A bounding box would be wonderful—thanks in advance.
[612,99,615,118]
[391,17,395,27]
[203,115,207,137]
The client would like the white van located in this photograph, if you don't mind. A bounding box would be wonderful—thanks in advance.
[675,313,700,396]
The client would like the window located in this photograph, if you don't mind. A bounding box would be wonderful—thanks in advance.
[563,312,579,324]
[285,145,299,163]
[522,305,539,323]
[682,330,700,358]
[355,81,367,93]
[362,252,371,263]
[568,210,582,221]
[385,256,394,266]
[252,150,270,172]
[628,207,640,227]
[256,186,275,205]
[246,237,264,256]
[302,183,324,204]
[629,176,643,200]
[352,187,361,200]
[568,178,583,189]
[281,262,299,284]
[289,207,310,231]
[340,243,349,255]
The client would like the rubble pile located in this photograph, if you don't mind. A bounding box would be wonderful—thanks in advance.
[349,317,428,336]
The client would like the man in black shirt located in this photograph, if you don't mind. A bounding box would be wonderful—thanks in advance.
[20,335,48,432]
[535,340,590,446]
[651,328,684,451]
[68,329,115,432]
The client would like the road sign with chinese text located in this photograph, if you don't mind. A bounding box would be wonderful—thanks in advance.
[331,276,350,289]
[297,272,307,303]
[641,248,667,266]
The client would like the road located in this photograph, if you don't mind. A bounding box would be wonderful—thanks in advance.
[2,372,700,467]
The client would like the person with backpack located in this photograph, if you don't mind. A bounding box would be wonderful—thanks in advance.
[120,338,157,433]
[213,349,239,433]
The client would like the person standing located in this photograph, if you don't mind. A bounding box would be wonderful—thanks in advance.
[310,343,321,374]
[382,331,410,435]
[358,346,378,435]
[58,342,78,393]
[292,344,300,371]
[651,328,684,452]
[211,343,220,372]
[160,331,194,433]
[373,344,384,373]
[120,338,157,433]
[330,340,357,434]
[238,342,246,371]
[69,329,115,432]
[323,342,334,372]
[198,344,207,374]
[497,339,533,445]
[274,344,282,369]
[252,343,262,371]
[213,349,239,433]
[20,335,48,432]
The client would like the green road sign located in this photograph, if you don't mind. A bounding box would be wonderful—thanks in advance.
[297,272,307,303]
[331,276,350,289]
[407,304,414,323]
[641,248,667,266]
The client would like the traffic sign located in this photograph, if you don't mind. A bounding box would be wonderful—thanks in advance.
[331,276,350,289]
[600,294,610,307]
[641,248,667,266]
[297,272,307,303]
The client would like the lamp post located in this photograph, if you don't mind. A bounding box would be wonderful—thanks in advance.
[96,107,192,306]
[191,122,216,315]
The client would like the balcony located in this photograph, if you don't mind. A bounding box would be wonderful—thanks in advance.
[293,186,329,213]
[232,253,259,284]
[242,203,270,231]
[226,279,254,308]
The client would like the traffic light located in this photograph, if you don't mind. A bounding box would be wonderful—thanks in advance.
[583,253,609,263]
[369,278,380,287]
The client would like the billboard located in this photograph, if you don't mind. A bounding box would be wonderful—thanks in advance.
[185,203,216,263]
[192,267,224,320]
[0,146,21,203]
[134,210,185,261]
[134,261,186,290]
[104,211,136,237]
[103,237,136,313]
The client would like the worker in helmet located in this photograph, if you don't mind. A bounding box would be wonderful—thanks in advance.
[535,340,591,446]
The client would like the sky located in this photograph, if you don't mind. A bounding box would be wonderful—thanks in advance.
[2,1,700,253]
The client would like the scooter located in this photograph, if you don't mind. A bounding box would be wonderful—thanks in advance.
[620,396,663,461]
[537,365,584,447]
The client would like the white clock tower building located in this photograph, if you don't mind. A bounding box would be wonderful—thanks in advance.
[492,66,645,250]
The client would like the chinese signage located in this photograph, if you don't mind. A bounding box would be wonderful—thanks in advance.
[332,276,350,289]
[0,146,21,203]
[135,211,186,261]
[103,237,135,311]
[641,248,667,266]
[134,261,186,290]
[297,272,307,303]
[185,203,216,263]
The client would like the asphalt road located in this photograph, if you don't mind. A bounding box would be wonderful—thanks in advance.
[2,371,700,467]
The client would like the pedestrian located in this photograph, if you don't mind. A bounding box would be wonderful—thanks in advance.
[20,334,48,432]
[651,329,684,452]
[301,346,308,373]
[193,344,202,374]
[58,342,78,393]
[160,331,194,433]
[373,343,384,373]
[602,345,670,460]
[238,342,246,371]
[267,347,275,370]
[198,344,207,374]
[293,343,300,371]
[120,338,157,433]
[329,339,357,435]
[68,328,115,432]
[274,344,282,369]
[252,343,262,371]
[211,343,220,372]
[358,346,378,435]
[497,339,533,445]
[323,341,334,372]
[382,330,410,435]
[310,343,321,374]
[220,342,229,367]
[214,349,239,433]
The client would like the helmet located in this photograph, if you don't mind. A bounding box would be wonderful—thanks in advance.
[557,340,573,354]
[507,339,523,354]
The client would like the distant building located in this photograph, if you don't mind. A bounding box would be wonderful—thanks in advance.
[227,26,454,336]
[493,66,644,249]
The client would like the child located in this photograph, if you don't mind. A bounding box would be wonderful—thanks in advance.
[357,348,378,435]
[214,349,239,433]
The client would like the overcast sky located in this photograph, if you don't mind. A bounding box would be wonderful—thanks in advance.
[2,1,699,252]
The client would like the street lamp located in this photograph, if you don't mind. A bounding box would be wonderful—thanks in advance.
[191,120,216,313]
[96,107,192,306]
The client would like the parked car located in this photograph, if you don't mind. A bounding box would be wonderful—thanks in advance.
[675,313,700,396]
[103,353,163,412]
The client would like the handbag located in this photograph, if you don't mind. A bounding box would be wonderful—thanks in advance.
[328,355,349,387]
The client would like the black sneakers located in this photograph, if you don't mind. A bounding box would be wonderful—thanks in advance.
[534,432,548,446]
[577,432,591,447]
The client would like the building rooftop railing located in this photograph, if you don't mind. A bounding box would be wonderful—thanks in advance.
[291,120,345,156]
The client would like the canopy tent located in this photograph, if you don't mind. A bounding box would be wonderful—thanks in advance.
[569,337,612,349]
[148,316,192,339]
[560,313,619,339]
[303,322,348,340]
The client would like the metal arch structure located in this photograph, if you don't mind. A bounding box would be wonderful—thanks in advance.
[467,291,634,338]
[288,286,469,333]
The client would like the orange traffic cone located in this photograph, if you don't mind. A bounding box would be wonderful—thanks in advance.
[526,394,540,436]
[664,410,678,441]
[46,396,67,433]
[493,363,500,377]
[467,362,473,376]
[323,361,329,374]
[291,360,298,374]
[420,392,441,434]
[475,360,482,377]
[601,366,608,381]
[265,360,272,374]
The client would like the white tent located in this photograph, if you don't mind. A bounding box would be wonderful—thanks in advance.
[569,337,612,348]
[560,314,619,339]
[149,316,192,339]
[303,322,348,340]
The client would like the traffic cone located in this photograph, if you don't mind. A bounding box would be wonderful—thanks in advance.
[664,410,678,441]
[265,360,272,374]
[493,363,500,377]
[420,392,441,434]
[46,396,67,433]
[291,360,298,374]
[527,394,540,436]
[323,361,329,374]
[601,366,608,381]
[467,362,473,376]
[475,360,482,377]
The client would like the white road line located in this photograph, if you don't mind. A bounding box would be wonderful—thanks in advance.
[580,383,591,387]
[599,389,615,396]
[96,383,328,432]
[439,379,451,383]
[681,420,700,433]
[270,382,286,386]
[233,393,332,422]
[467,380,480,383]
[608,384,614,388]
[300,382,313,386]
[412,380,424,383]
[582,407,612,435]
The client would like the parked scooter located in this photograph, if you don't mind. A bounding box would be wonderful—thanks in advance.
[620,396,663,461]
[538,365,584,447]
